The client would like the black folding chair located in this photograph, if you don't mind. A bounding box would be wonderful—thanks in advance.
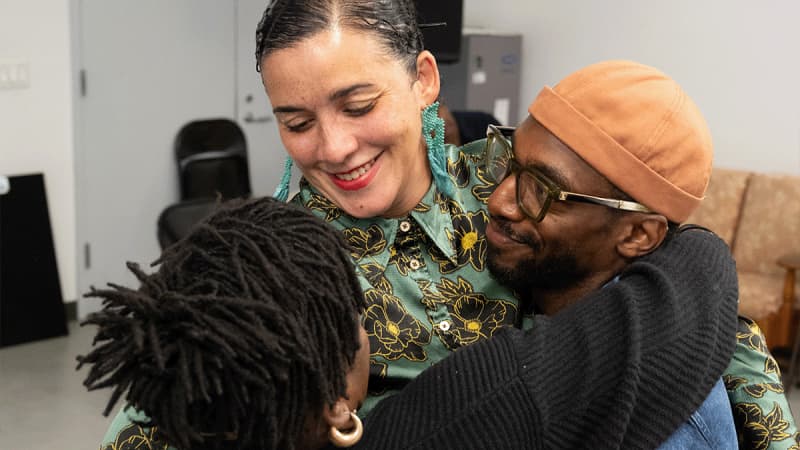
[156,198,219,250]
[174,118,251,200]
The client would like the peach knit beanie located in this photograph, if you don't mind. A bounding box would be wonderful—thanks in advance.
[529,60,713,223]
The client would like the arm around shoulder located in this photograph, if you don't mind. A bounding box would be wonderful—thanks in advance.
[515,227,739,448]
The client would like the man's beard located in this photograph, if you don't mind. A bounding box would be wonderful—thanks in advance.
[487,242,590,298]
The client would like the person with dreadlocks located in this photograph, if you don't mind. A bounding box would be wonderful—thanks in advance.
[83,196,737,449]
[81,198,371,450]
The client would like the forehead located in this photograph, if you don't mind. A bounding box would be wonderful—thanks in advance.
[514,117,608,191]
[260,28,410,103]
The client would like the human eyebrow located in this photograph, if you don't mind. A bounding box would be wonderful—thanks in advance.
[272,83,376,114]
[531,162,574,191]
[329,83,375,102]
[272,105,304,114]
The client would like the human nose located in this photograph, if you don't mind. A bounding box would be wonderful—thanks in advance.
[488,173,526,222]
[316,119,358,165]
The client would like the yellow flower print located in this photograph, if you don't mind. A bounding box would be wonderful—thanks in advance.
[419,276,516,349]
[735,317,781,377]
[790,432,800,450]
[737,317,770,354]
[344,225,387,261]
[417,280,446,309]
[366,359,390,396]
[724,374,748,391]
[358,262,392,293]
[743,383,785,399]
[434,190,463,215]
[471,163,498,203]
[413,201,432,213]
[734,402,793,449]
[103,423,170,450]
[387,250,411,276]
[432,210,489,273]
[364,289,431,361]
[370,358,388,378]
[447,295,512,346]
[388,244,424,276]
[765,355,781,377]
[447,152,471,188]
[304,191,341,222]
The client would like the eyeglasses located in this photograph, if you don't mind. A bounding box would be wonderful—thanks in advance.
[484,124,653,222]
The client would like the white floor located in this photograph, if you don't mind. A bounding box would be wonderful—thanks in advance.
[0,321,110,450]
[3,321,800,450]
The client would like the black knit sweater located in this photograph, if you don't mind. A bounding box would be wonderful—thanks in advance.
[352,228,739,449]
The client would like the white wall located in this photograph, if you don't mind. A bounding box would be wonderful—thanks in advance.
[464,0,800,175]
[1,1,797,306]
[74,0,237,318]
[0,0,76,300]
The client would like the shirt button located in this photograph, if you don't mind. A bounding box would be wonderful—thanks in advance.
[438,320,451,332]
[399,220,411,232]
[409,258,421,270]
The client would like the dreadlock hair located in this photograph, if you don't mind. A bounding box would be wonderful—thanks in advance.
[77,197,367,450]
[255,0,424,75]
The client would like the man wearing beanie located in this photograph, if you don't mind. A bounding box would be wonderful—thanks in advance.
[485,60,797,449]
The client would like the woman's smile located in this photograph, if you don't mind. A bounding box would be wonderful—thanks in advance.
[330,154,382,190]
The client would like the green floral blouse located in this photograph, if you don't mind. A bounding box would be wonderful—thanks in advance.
[98,141,796,449]
[293,141,519,412]
[725,317,800,449]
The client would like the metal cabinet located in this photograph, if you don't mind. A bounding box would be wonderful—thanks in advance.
[439,31,523,126]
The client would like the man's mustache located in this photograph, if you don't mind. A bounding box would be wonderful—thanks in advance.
[489,216,541,251]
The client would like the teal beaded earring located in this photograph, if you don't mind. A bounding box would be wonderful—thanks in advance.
[421,102,455,198]
[272,156,293,202]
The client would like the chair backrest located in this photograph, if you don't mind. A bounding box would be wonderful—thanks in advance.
[685,167,752,247]
[157,198,220,250]
[174,118,251,200]
[733,173,800,276]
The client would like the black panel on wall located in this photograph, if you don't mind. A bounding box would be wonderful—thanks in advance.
[415,0,464,64]
[0,173,68,347]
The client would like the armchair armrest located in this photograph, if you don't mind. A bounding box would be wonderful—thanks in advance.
[779,253,800,391]
[778,253,800,305]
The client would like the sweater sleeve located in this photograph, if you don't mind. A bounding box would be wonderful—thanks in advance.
[516,227,739,449]
[356,228,738,449]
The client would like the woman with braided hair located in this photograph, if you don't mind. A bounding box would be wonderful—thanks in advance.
[81,197,371,449]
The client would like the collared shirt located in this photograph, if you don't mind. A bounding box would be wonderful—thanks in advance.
[293,140,520,412]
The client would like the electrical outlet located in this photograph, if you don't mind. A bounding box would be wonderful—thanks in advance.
[0,59,30,90]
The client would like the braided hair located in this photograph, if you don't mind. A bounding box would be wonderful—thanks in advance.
[77,197,366,449]
[255,0,424,74]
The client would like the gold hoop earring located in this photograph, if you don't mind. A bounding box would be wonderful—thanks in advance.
[329,410,363,448]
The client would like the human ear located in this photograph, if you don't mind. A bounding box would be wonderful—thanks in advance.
[322,399,363,448]
[322,399,352,429]
[616,214,669,259]
[414,50,441,106]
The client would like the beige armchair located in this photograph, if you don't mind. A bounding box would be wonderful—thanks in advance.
[686,168,800,350]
